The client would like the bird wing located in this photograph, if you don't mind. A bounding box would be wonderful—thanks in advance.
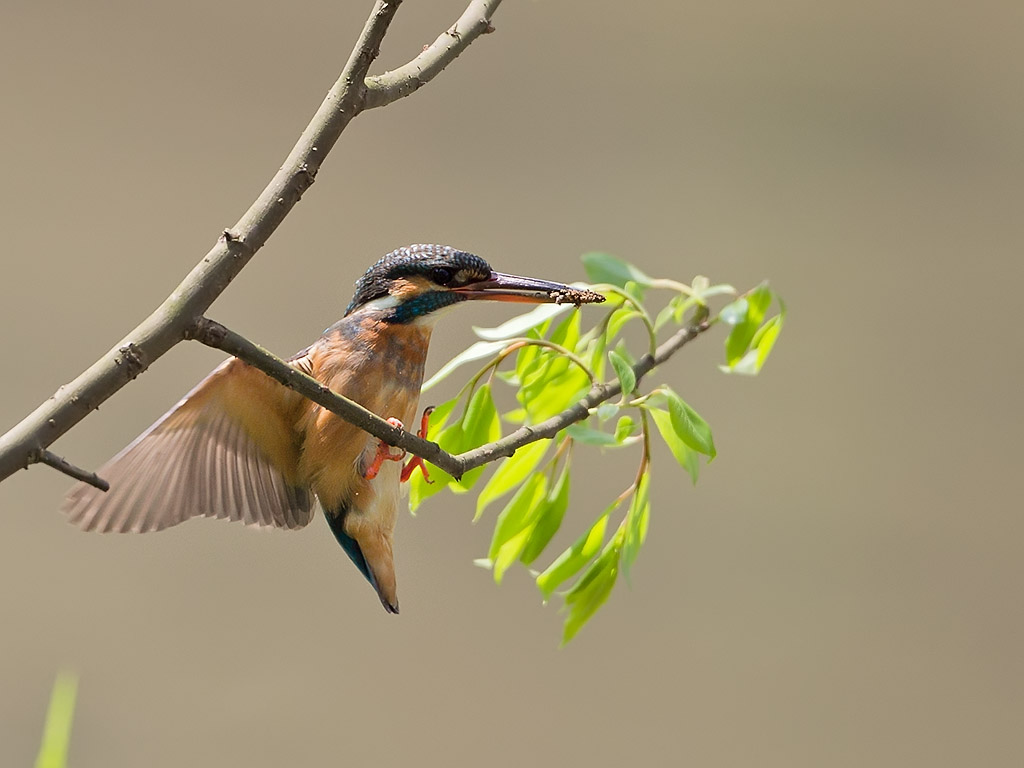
[64,355,314,533]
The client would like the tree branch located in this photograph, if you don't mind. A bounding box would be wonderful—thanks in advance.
[0,0,505,486]
[189,316,714,481]
[33,450,110,492]
[364,0,503,110]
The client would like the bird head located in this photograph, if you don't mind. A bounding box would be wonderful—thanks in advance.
[345,244,604,323]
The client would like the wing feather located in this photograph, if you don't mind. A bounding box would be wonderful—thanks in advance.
[64,358,314,533]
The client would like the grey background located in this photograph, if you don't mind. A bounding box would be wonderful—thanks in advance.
[2,1,1021,766]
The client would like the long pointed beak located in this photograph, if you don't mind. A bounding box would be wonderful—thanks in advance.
[453,272,605,305]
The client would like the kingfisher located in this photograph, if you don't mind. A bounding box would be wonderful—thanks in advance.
[63,244,603,614]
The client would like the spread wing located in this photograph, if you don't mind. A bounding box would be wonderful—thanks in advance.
[64,355,314,533]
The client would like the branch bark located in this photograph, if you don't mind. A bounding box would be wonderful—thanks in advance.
[364,0,502,109]
[0,0,504,485]
[190,315,713,480]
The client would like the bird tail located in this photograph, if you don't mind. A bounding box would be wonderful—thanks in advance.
[324,506,400,614]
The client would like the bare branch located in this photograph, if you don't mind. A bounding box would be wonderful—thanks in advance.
[0,0,504,485]
[364,0,503,110]
[189,316,714,481]
[34,450,109,492]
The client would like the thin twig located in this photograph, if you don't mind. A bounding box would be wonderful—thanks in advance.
[0,0,504,486]
[34,450,109,492]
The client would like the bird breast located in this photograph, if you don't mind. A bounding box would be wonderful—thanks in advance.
[296,314,432,513]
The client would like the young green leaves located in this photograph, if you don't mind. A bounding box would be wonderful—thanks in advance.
[719,281,786,375]
[411,253,785,643]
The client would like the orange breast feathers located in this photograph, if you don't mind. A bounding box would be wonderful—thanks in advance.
[296,316,433,514]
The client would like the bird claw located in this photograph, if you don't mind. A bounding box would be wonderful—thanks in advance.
[401,455,431,484]
[401,406,434,484]
[364,418,407,480]
[364,410,435,482]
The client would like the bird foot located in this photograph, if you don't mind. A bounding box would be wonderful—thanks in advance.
[364,418,407,480]
[401,406,434,484]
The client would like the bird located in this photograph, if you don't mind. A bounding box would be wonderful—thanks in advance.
[63,244,604,614]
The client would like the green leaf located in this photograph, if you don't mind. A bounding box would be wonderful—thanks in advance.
[524,365,591,422]
[490,474,549,583]
[612,339,636,367]
[623,279,646,303]
[719,297,749,326]
[536,510,613,599]
[597,290,627,310]
[621,472,651,579]
[463,383,496,432]
[548,309,581,354]
[596,402,619,422]
[606,307,640,340]
[421,340,507,392]
[720,289,786,375]
[724,282,772,366]
[650,407,700,484]
[473,303,570,340]
[665,388,716,459]
[614,415,637,443]
[725,312,785,375]
[35,671,78,768]
[583,332,608,381]
[520,461,571,565]
[475,439,550,519]
[753,310,784,367]
[608,350,636,394]
[654,303,677,332]
[581,252,653,288]
[459,384,501,490]
[562,541,621,644]
[514,330,546,385]
[565,423,620,447]
[517,344,557,407]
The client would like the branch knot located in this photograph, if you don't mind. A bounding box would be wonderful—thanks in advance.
[115,343,147,380]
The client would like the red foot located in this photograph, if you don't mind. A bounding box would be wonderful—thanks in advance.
[401,406,434,484]
[364,417,407,480]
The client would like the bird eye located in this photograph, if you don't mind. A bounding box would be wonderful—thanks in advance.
[430,266,456,286]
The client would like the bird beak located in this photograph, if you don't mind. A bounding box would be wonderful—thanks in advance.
[453,272,605,305]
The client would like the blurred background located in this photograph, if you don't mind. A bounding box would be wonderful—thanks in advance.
[2,1,1021,765]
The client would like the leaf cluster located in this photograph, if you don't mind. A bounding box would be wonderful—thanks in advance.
[411,253,785,643]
